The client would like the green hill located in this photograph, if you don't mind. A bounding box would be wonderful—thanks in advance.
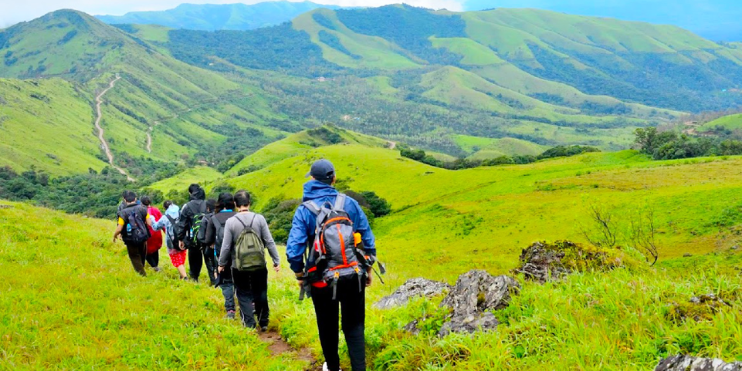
[164,5,742,113]
[0,10,295,176]
[113,127,742,369]
[698,113,742,133]
[96,2,341,31]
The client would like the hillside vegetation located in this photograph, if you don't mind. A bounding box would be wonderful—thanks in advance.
[4,132,742,369]
[97,2,340,31]
[0,10,294,175]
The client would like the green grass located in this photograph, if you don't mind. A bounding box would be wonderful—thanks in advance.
[148,166,224,193]
[0,78,108,175]
[699,113,742,132]
[0,200,309,370]
[454,135,547,157]
[6,130,742,369]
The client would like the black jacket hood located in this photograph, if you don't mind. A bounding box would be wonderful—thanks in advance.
[190,187,206,201]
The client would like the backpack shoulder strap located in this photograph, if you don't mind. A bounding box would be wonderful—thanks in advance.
[235,215,248,230]
[333,193,347,212]
[211,215,222,229]
[303,201,321,216]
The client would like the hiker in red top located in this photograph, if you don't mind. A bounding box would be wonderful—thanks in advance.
[141,196,163,272]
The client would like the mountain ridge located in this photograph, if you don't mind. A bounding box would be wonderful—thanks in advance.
[96,1,343,31]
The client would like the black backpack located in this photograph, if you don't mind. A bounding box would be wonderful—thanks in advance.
[211,215,227,257]
[183,200,207,246]
[122,207,150,244]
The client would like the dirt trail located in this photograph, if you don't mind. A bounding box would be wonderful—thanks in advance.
[259,330,317,370]
[95,74,134,181]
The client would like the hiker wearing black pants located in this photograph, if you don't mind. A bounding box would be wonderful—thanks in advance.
[217,190,280,330]
[286,160,377,371]
[113,190,153,276]
[176,184,210,282]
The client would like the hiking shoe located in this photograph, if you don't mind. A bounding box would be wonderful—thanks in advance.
[260,326,268,332]
[153,267,162,272]
[322,363,341,371]
[226,311,236,320]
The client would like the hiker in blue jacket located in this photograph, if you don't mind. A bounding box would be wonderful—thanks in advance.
[286,159,377,371]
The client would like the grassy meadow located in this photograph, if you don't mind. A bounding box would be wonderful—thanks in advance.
[4,129,742,370]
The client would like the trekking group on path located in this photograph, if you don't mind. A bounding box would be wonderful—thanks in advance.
[112,160,380,371]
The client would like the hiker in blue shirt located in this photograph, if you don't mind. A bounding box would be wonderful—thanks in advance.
[286,159,377,371]
[151,201,188,280]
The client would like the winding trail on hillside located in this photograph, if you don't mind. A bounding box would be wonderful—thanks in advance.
[95,74,135,181]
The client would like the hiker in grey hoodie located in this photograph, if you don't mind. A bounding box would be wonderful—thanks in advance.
[217,190,280,330]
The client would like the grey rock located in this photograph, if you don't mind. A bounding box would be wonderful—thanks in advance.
[684,253,693,258]
[731,245,739,250]
[375,278,452,309]
[437,270,520,336]
[655,355,742,371]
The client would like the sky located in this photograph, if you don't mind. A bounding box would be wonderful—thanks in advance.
[0,0,465,28]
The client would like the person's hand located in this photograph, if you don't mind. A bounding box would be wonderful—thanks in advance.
[366,267,373,288]
[297,280,304,289]
[273,264,280,273]
[179,241,185,249]
[218,266,224,274]
[112,235,118,243]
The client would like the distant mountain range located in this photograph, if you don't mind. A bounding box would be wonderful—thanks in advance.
[96,1,342,31]
[465,0,742,41]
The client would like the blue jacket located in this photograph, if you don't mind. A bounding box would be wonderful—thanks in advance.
[152,204,180,251]
[286,180,376,274]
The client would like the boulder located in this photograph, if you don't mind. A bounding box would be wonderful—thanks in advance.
[437,270,520,336]
[375,278,452,309]
[513,240,620,283]
[655,355,742,371]
[667,293,732,323]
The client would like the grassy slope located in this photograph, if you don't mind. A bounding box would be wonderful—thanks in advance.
[454,135,547,157]
[139,131,742,369]
[0,78,108,175]
[699,113,742,132]
[219,132,742,278]
[0,200,309,370]
[148,166,224,193]
[0,10,294,175]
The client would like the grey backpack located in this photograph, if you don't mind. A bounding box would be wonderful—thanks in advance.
[304,194,365,299]
[233,214,266,272]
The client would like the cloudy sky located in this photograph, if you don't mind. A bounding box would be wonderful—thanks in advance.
[0,0,465,28]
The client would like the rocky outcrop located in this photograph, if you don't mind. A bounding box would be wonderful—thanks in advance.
[375,278,452,309]
[655,355,742,371]
[514,241,621,283]
[437,270,520,336]
[667,294,732,323]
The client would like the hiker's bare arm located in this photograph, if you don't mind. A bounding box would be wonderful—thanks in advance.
[113,224,124,243]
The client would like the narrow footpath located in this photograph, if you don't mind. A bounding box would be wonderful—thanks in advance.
[94,74,134,181]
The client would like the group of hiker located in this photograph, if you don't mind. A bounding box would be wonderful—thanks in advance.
[112,160,378,371]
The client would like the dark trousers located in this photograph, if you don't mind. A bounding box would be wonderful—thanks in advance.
[125,242,147,276]
[187,244,203,281]
[145,252,159,268]
[232,268,269,328]
[220,281,236,312]
[203,247,217,285]
[311,281,366,371]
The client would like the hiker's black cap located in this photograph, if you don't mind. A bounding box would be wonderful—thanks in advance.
[306,159,335,183]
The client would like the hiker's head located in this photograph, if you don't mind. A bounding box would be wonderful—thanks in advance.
[234,190,251,208]
[163,200,173,210]
[140,196,152,206]
[307,159,336,185]
[216,192,235,212]
[206,199,217,213]
[123,190,137,204]
[188,184,206,200]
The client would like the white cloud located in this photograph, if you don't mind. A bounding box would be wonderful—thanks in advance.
[0,0,465,27]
